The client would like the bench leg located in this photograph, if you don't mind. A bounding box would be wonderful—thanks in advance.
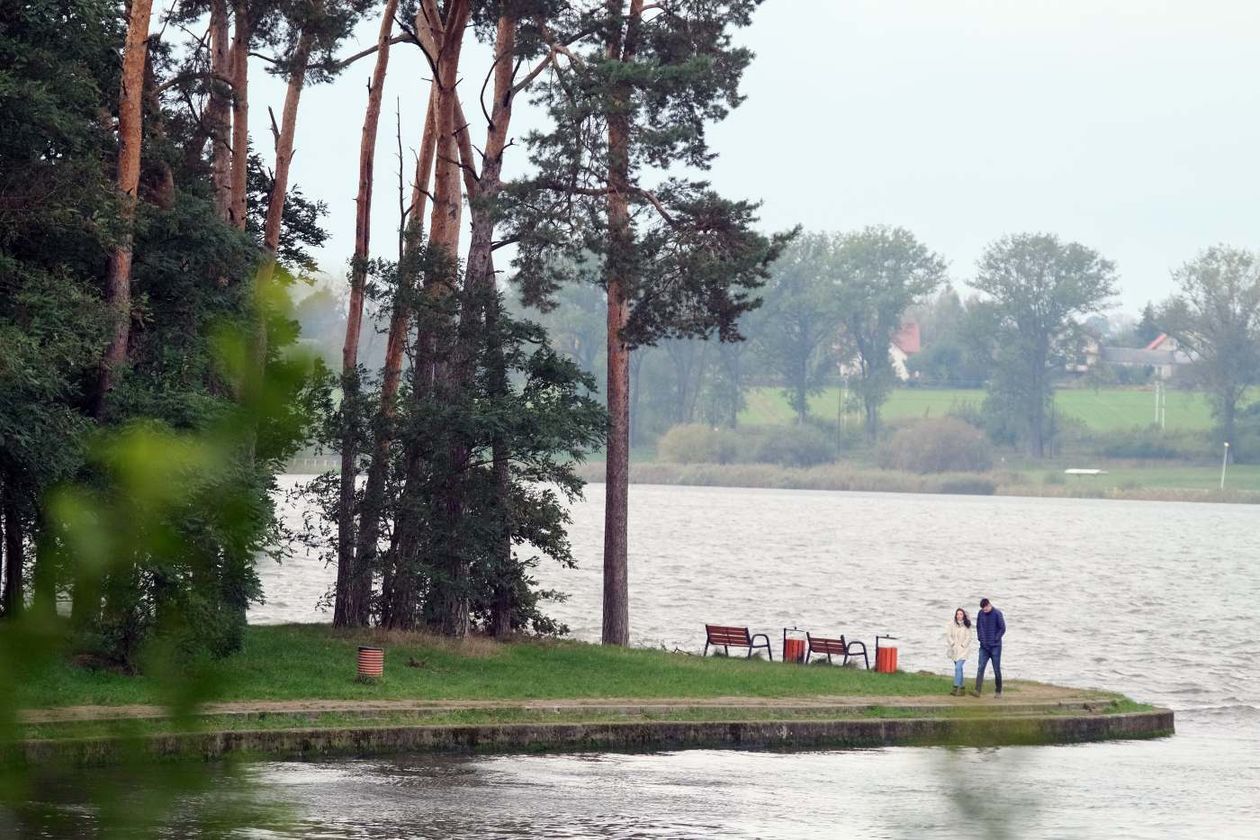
[703,641,710,658]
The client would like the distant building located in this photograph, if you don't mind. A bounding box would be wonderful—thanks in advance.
[837,320,922,382]
[889,321,921,380]
[1098,333,1193,380]
[1066,334,1103,374]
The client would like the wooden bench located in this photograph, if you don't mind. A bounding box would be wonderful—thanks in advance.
[704,624,773,660]
[806,632,869,669]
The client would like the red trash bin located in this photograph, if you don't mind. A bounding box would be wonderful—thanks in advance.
[782,627,808,664]
[875,645,898,673]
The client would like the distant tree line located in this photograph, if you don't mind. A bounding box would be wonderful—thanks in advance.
[498,235,1260,462]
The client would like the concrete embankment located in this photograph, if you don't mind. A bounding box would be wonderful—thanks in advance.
[17,706,1173,765]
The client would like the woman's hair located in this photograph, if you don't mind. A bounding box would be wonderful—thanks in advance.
[954,608,971,629]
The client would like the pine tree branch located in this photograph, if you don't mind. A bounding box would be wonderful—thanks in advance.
[633,188,676,226]
[334,34,412,71]
[510,47,558,95]
[154,70,236,96]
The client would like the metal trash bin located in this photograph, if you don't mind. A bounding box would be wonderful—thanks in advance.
[782,627,807,664]
[874,634,899,673]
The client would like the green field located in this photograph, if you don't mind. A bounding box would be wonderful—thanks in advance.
[741,386,1222,432]
[1034,463,1260,493]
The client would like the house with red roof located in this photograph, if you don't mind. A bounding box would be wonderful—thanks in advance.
[889,321,921,380]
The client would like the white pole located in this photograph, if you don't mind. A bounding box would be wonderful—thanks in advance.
[1220,442,1231,490]
[1154,382,1159,424]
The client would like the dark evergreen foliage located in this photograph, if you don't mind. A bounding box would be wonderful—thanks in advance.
[0,0,325,667]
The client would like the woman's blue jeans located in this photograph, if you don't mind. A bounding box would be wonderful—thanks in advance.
[953,659,966,687]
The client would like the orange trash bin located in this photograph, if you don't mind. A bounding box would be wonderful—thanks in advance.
[783,638,806,663]
[875,645,898,673]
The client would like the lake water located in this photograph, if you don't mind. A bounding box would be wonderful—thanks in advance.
[9,481,1260,838]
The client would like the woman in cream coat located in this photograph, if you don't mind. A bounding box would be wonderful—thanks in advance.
[947,608,973,696]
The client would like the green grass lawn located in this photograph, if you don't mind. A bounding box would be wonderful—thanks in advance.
[17,625,950,710]
[740,386,1221,432]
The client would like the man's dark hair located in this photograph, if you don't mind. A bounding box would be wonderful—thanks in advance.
[980,598,991,608]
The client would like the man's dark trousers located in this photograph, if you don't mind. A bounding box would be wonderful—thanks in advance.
[976,645,1002,694]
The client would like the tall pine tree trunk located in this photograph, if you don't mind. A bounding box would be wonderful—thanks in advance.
[253,28,314,397]
[600,0,644,646]
[333,0,399,629]
[208,0,232,219]
[602,264,631,646]
[261,32,313,258]
[228,2,250,230]
[94,0,154,417]
[384,0,471,634]
[359,94,437,629]
[486,288,514,639]
[434,12,515,639]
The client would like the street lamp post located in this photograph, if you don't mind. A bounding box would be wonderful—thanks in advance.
[1220,441,1231,490]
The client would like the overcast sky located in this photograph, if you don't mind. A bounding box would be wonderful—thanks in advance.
[248,0,1260,314]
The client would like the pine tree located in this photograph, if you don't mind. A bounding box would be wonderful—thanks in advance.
[509,0,788,644]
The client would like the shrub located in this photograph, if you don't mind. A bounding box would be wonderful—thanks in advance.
[1088,428,1211,461]
[936,476,997,495]
[752,424,838,467]
[878,417,995,473]
[656,424,741,464]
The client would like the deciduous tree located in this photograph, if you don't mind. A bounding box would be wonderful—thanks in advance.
[833,225,945,437]
[973,233,1117,457]
[751,233,840,423]
[1160,246,1260,459]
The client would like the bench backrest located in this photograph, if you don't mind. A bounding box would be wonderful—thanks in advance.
[705,624,753,646]
[808,635,847,655]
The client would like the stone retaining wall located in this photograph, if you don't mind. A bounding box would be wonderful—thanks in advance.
[19,709,1174,766]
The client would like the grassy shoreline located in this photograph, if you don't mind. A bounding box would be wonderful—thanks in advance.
[10,626,1169,759]
[18,625,954,710]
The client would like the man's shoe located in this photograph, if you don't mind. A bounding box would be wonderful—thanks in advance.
[968,690,981,697]
[994,692,1002,698]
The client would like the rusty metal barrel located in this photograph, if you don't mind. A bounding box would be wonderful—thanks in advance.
[357,645,384,679]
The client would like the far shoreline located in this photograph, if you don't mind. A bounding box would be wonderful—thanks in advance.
[571,462,1260,505]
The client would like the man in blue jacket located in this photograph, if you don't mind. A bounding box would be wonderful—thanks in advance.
[971,597,1005,697]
